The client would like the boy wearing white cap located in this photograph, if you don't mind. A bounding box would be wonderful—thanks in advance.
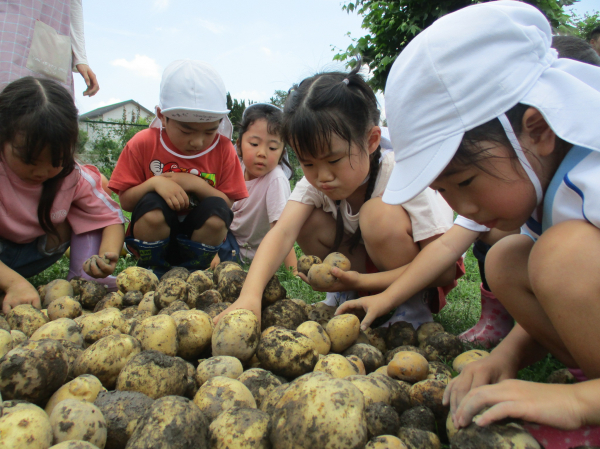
[109,60,248,275]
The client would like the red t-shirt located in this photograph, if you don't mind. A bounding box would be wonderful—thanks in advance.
[109,128,248,205]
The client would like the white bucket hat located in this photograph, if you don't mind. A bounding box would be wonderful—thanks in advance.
[150,59,233,139]
[382,0,600,205]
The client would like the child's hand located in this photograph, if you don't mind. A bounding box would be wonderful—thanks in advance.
[335,293,395,330]
[297,267,362,292]
[210,253,221,270]
[453,379,587,430]
[3,280,41,315]
[153,176,189,211]
[83,252,118,278]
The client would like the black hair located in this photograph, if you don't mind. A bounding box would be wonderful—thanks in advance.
[282,63,381,253]
[235,104,293,179]
[552,35,600,66]
[0,77,79,238]
[590,25,600,41]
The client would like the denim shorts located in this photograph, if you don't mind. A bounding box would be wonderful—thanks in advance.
[0,236,68,278]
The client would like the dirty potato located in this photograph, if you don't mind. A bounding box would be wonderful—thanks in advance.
[365,402,400,438]
[388,351,430,383]
[79,307,124,344]
[386,321,418,348]
[0,401,53,449]
[209,407,271,449]
[297,255,322,276]
[194,289,222,310]
[400,405,437,433]
[195,356,244,386]
[307,263,336,290]
[365,435,409,449]
[416,322,445,344]
[47,296,82,320]
[347,355,366,375]
[217,270,247,303]
[45,374,105,416]
[409,379,447,417]
[297,321,331,355]
[262,299,307,330]
[79,280,109,310]
[193,376,257,422]
[154,277,189,310]
[94,291,124,312]
[343,343,384,373]
[450,421,541,449]
[44,279,74,308]
[323,252,351,271]
[212,309,260,362]
[6,304,48,337]
[326,314,360,353]
[262,274,287,307]
[237,368,283,409]
[117,266,159,294]
[453,349,490,373]
[172,309,213,359]
[0,329,12,358]
[314,353,358,378]
[30,317,83,347]
[187,270,214,294]
[49,399,107,448]
[420,332,464,362]
[131,314,178,356]
[256,327,318,379]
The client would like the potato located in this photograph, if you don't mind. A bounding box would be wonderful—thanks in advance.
[259,382,290,415]
[256,327,318,379]
[160,266,190,281]
[157,299,189,315]
[386,321,418,348]
[49,399,107,448]
[217,262,244,284]
[362,327,388,353]
[0,316,10,332]
[209,407,270,449]
[45,374,105,416]
[79,307,124,345]
[386,345,428,365]
[323,252,351,271]
[0,338,69,405]
[0,329,12,358]
[74,334,142,388]
[270,375,368,449]
[196,356,244,386]
[79,280,108,310]
[366,402,400,438]
[187,270,214,294]
[369,373,412,415]
[47,296,82,320]
[193,376,256,421]
[116,350,188,399]
[212,309,260,362]
[397,427,442,449]
[346,374,392,407]
[416,322,445,344]
[307,262,336,289]
[546,368,576,384]
[217,270,247,303]
[44,279,74,308]
[428,361,453,382]
[125,395,209,449]
[0,401,52,449]
[297,321,331,355]
[204,302,232,319]
[30,317,83,347]
[409,379,447,417]
[183,361,199,399]
[365,435,409,449]
[6,304,48,337]
[344,343,384,373]
[9,329,27,345]
[262,299,307,330]
[49,442,99,449]
[401,405,437,433]
[453,349,490,373]
[314,353,358,378]
[131,314,178,356]
[60,340,84,381]
[172,309,213,359]
[307,301,336,324]
[262,274,287,307]
[194,289,222,310]
[347,355,366,375]
[326,314,360,353]
[297,255,322,276]
[237,368,283,409]
[420,332,463,362]
[121,290,143,308]
[450,421,541,449]
[94,390,154,449]
[154,277,189,310]
[388,351,430,383]
[213,261,242,284]
[117,266,158,294]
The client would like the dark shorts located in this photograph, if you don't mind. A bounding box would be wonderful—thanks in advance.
[0,236,68,278]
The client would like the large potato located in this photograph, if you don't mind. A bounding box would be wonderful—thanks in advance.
[193,376,256,422]
[172,309,213,359]
[45,374,105,416]
[131,314,178,356]
[0,402,53,449]
[49,399,107,448]
[326,314,360,353]
[308,263,336,290]
[209,407,270,449]
[115,350,188,399]
[343,343,384,373]
[30,318,83,347]
[44,279,74,308]
[420,332,464,362]
[450,421,541,449]
[314,353,359,378]
[256,327,318,379]
[259,383,291,415]
[79,308,124,344]
[346,375,392,407]
[388,351,430,383]
[125,395,209,449]
[196,356,244,386]
[116,266,158,294]
[217,270,247,303]
[74,334,142,389]
[212,309,260,362]
[6,304,48,337]
[0,338,69,405]
[187,270,214,293]
[0,329,12,358]
[154,277,189,309]
[261,299,307,330]
[270,375,368,449]
[48,296,82,320]
[79,280,109,310]
[237,368,283,409]
[297,321,331,355]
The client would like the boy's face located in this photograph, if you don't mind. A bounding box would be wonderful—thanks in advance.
[158,109,221,155]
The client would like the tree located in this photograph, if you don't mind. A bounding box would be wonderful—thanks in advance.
[269,90,288,109]
[334,0,578,92]
[569,10,600,40]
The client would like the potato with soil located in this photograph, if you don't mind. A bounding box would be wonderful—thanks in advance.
[79,307,124,344]
[259,382,290,415]
[343,343,384,373]
[48,296,82,320]
[205,302,232,319]
[428,361,453,382]
[297,321,331,355]
[297,255,322,276]
[261,299,307,330]
[116,266,158,294]
[369,373,412,415]
[137,291,158,315]
[187,269,214,293]
[131,314,178,356]
[45,374,105,416]
[270,375,368,449]
[0,401,53,449]
[194,289,222,310]
[453,349,490,373]
[94,390,154,449]
[256,327,318,379]
[94,292,124,312]
[347,355,366,375]
[213,260,242,284]
[172,309,213,359]
[262,274,287,307]
[400,405,437,433]
[365,436,409,449]
[30,318,83,346]
[193,376,256,421]
[212,309,260,362]
[388,351,430,383]
[397,427,442,449]
[10,329,27,345]
[121,290,143,308]
[217,270,247,303]
[196,356,244,386]
[6,304,48,337]
[363,327,388,353]
[0,316,10,332]
[346,374,392,407]
[74,333,142,389]
[307,262,336,290]
[157,299,189,315]
[314,353,358,378]
[409,379,447,417]
[420,332,464,362]
[209,407,270,449]
[326,314,360,353]
[386,321,418,348]
[49,399,107,448]
[79,280,108,310]
[161,266,190,281]
[237,368,283,408]
[0,338,69,405]
[416,322,445,344]
[307,301,336,324]
[323,252,351,271]
[44,279,74,308]
[0,329,12,358]
[154,277,189,310]
[366,402,401,438]
[450,421,541,449]
[61,340,84,380]
[124,395,209,449]
[385,345,428,365]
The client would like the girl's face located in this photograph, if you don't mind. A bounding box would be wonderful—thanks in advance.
[430,143,537,231]
[3,141,63,185]
[297,132,373,201]
[240,119,284,181]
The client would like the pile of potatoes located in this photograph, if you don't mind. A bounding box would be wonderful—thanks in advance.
[0,261,544,449]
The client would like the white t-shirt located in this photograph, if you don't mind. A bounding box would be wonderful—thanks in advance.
[288,151,453,242]
[230,164,291,260]
[454,215,490,233]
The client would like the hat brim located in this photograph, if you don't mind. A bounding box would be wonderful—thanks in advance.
[161,107,230,123]
[382,132,463,205]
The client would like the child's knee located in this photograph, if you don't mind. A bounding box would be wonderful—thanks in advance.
[360,199,413,247]
[486,234,533,291]
[202,215,227,234]
[137,209,169,228]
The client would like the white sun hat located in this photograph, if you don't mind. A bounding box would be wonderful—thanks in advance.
[382,0,600,205]
[150,59,233,139]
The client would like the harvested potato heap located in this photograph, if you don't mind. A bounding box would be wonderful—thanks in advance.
[0,262,545,448]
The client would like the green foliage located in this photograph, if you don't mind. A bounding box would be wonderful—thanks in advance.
[77,129,89,154]
[334,0,578,92]
[269,90,288,109]
[568,9,600,40]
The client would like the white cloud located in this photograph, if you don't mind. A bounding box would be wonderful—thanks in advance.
[111,55,162,79]
[153,0,169,11]
[197,18,226,34]
[90,98,123,110]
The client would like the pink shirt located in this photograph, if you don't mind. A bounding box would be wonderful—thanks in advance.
[0,162,124,244]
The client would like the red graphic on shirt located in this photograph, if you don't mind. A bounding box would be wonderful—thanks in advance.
[149,160,216,186]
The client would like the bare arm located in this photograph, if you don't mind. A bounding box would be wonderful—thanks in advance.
[161,172,234,207]
[84,223,125,278]
[118,176,189,212]
[0,261,41,314]
[271,221,298,275]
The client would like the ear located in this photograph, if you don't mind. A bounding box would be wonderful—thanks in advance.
[366,125,381,155]
[156,108,168,128]
[521,107,556,157]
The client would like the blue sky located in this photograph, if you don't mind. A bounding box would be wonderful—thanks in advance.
[73,0,600,116]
